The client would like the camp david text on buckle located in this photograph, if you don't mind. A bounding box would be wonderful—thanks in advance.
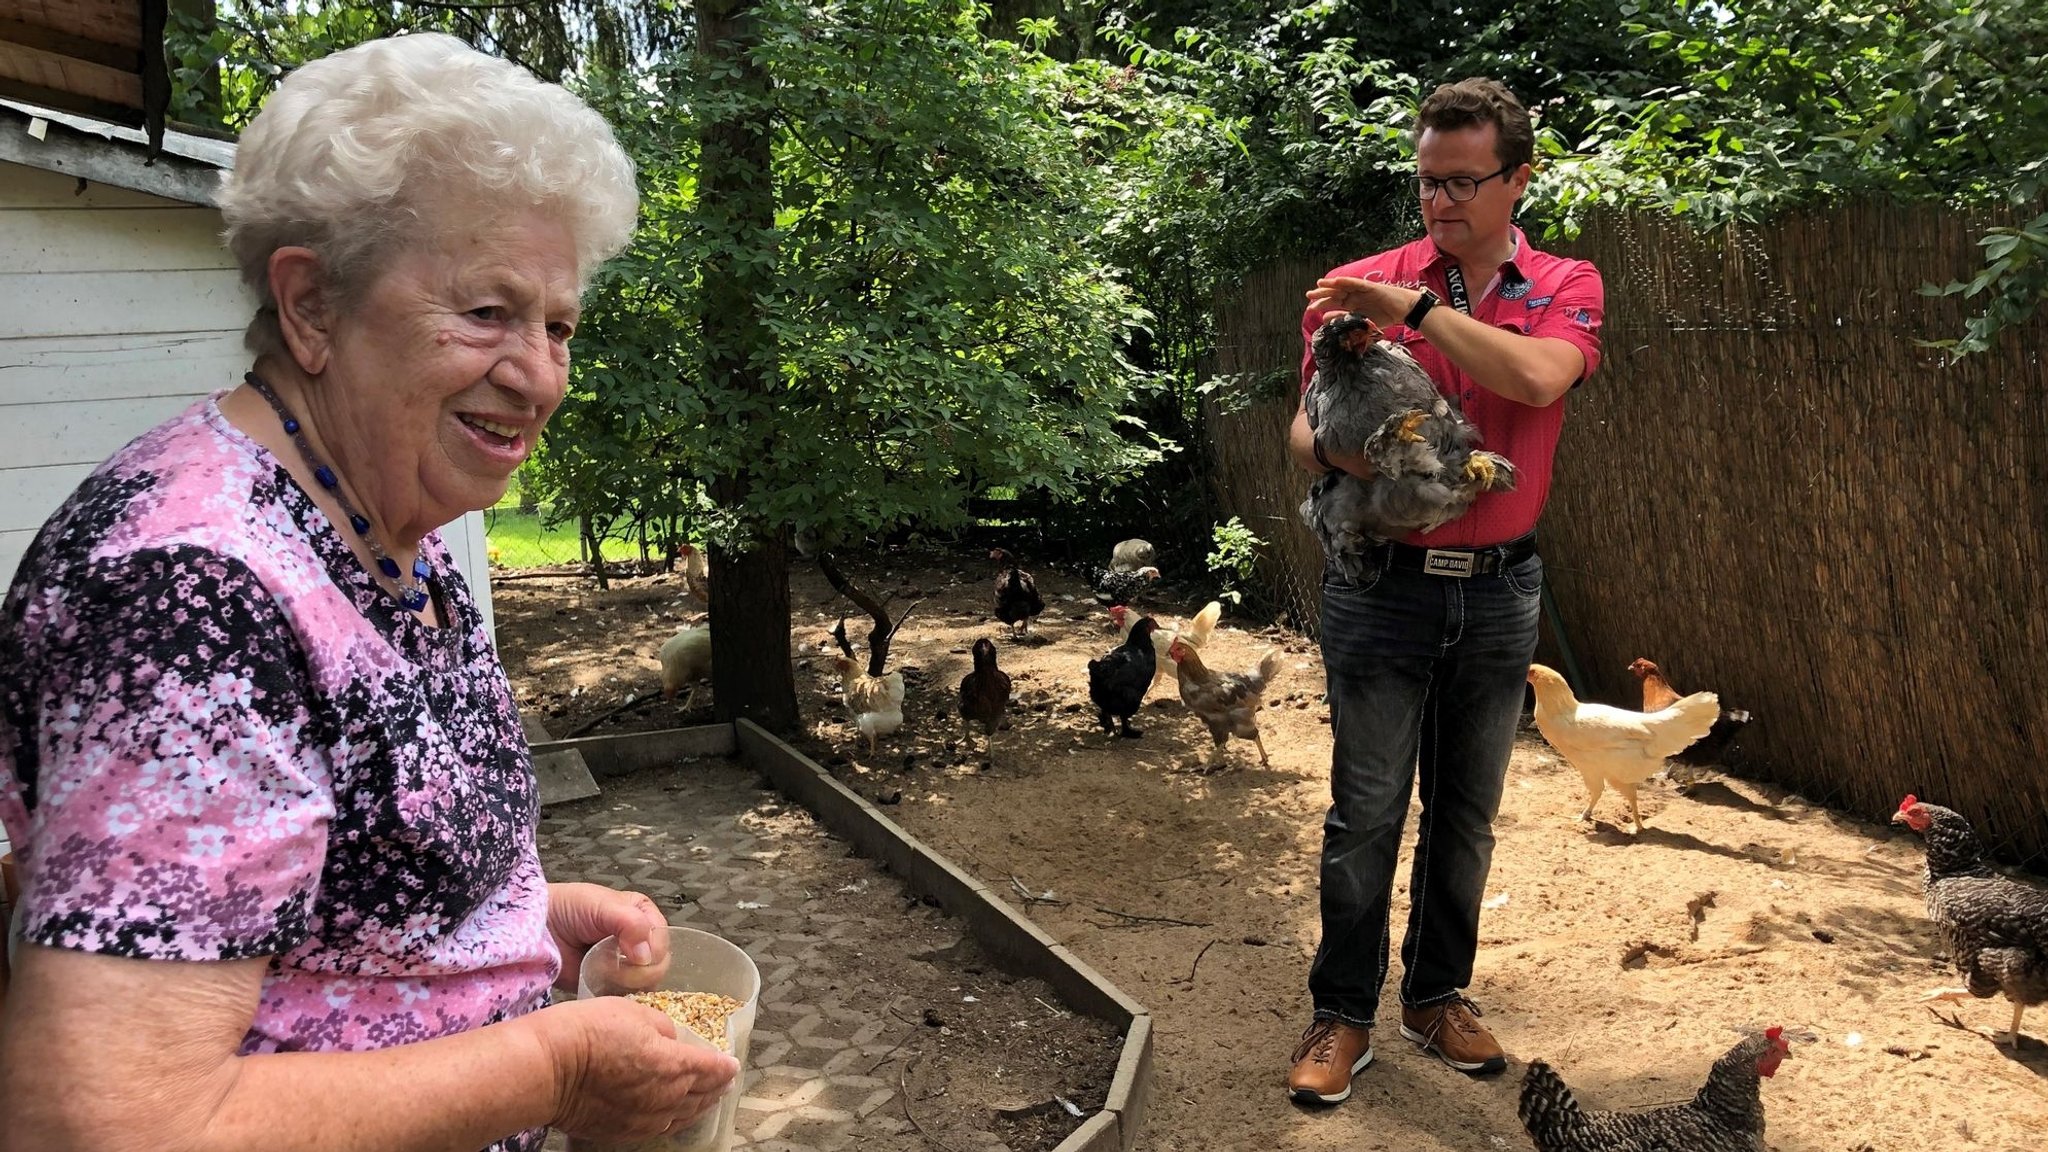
[1423,548,1476,577]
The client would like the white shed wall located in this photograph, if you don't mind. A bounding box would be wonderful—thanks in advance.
[0,161,497,632]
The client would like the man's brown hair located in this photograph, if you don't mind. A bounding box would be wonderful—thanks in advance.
[1416,78,1534,171]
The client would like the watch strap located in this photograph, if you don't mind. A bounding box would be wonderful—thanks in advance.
[1404,288,1440,330]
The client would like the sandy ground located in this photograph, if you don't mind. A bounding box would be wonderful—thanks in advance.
[495,551,2048,1152]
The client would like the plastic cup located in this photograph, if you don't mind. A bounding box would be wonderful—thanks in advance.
[569,925,760,1152]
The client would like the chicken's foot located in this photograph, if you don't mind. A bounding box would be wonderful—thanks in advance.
[1253,731,1270,767]
[1117,716,1144,738]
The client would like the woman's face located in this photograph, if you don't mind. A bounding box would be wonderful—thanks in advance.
[321,210,581,533]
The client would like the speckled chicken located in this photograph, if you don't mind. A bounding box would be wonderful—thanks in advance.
[1299,313,1515,553]
[1089,563,1159,607]
[1519,1028,1789,1152]
[1169,640,1282,769]
[1893,796,2048,1047]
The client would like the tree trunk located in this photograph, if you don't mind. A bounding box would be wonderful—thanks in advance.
[697,0,794,731]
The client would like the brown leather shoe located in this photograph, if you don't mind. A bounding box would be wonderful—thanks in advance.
[1400,996,1507,1073]
[1287,1018,1374,1104]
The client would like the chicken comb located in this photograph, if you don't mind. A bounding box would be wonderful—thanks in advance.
[1765,1026,1782,1041]
[1898,794,1919,813]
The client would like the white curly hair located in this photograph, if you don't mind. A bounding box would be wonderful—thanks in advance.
[218,32,639,355]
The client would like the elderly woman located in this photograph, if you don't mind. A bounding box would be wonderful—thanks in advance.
[0,34,734,1151]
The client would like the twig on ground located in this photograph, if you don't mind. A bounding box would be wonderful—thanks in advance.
[1181,939,1219,985]
[1091,906,1211,928]
[561,693,659,739]
[900,1053,962,1152]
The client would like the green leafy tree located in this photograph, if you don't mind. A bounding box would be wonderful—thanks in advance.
[560,0,1163,727]
[1534,0,2048,354]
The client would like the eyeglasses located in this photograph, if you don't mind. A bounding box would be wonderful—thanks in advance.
[1412,163,1517,202]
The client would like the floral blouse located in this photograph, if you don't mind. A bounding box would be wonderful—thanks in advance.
[0,397,553,1152]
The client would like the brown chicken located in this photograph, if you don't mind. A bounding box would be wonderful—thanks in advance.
[1627,658,1752,772]
[675,542,711,608]
[956,638,1012,765]
[1894,795,2048,1047]
[1169,639,1282,768]
[1519,1028,1789,1152]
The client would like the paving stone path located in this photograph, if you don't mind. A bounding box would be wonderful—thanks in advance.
[536,760,1051,1152]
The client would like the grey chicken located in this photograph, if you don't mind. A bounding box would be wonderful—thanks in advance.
[1519,1028,1789,1152]
[1299,313,1515,556]
[1894,795,2048,1047]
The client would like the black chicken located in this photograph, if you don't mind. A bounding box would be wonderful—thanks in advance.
[1519,1028,1789,1152]
[957,638,1012,766]
[1089,563,1159,607]
[1299,313,1515,558]
[989,549,1043,639]
[1087,616,1158,738]
[1894,796,2048,1047]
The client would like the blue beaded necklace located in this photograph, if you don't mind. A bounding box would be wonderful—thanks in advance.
[245,371,432,613]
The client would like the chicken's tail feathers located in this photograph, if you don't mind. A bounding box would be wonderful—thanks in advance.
[1518,1060,1587,1145]
[1646,689,1722,758]
[1247,648,1285,693]
[1184,600,1224,646]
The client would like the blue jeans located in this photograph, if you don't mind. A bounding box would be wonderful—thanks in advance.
[1308,547,1542,1027]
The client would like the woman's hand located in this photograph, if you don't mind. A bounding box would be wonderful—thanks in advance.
[531,996,742,1141]
[548,882,670,990]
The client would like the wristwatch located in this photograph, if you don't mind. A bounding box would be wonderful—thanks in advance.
[1404,288,1440,330]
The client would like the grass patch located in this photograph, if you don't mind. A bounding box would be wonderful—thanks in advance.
[483,506,585,568]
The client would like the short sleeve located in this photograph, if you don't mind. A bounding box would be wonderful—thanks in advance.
[1526,262,1605,383]
[7,547,333,961]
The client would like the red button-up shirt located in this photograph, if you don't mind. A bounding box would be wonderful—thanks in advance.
[1300,228,1604,548]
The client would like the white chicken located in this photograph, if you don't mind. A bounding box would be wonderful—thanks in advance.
[1109,538,1157,573]
[658,625,712,711]
[1525,664,1719,834]
[832,656,905,754]
[1110,600,1222,694]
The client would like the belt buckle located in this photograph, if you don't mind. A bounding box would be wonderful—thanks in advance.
[1423,548,1476,578]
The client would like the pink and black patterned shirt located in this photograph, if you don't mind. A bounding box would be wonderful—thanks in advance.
[0,397,553,1152]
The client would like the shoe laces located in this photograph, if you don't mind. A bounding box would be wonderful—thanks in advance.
[1440,996,1487,1037]
[1293,1018,1340,1065]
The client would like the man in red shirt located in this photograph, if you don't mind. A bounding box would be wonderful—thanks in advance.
[1283,78,1604,1105]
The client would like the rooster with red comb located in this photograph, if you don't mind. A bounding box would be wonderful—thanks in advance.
[1893,794,2048,1047]
[1518,1027,1790,1151]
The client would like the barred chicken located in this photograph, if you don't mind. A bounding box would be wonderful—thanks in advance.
[1299,313,1516,553]
[956,638,1012,766]
[1894,795,2048,1047]
[989,548,1044,639]
[1169,640,1282,769]
[1628,658,1752,773]
[1519,1028,1789,1152]
[832,655,905,755]
[1526,664,1719,834]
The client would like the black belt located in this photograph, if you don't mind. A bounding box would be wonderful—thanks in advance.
[1369,532,1537,578]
